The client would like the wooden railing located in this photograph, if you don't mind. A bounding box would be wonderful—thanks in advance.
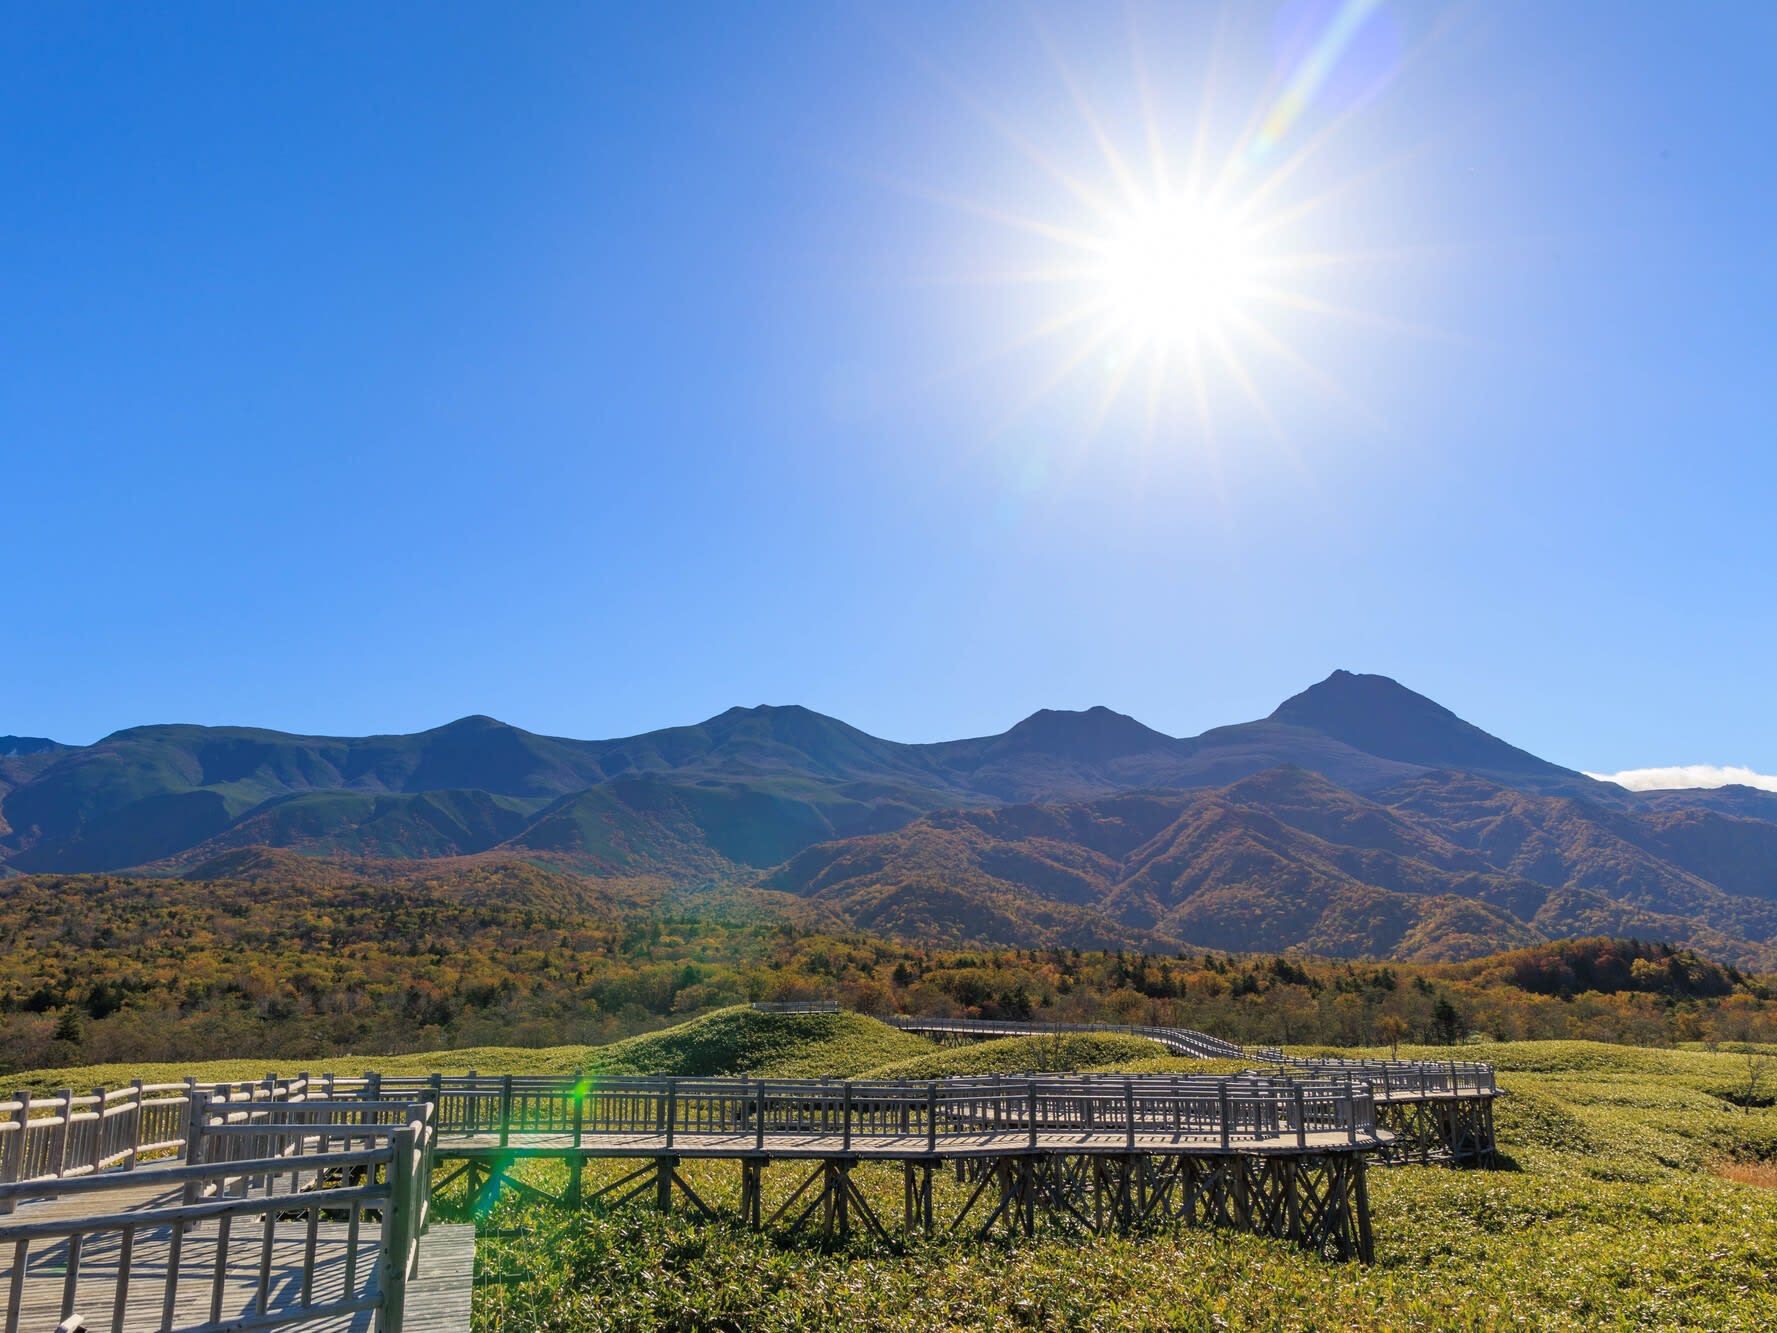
[0,1075,432,1212]
[0,1101,434,1333]
[1263,1058,1499,1098]
[337,1072,1384,1151]
[2,1057,1485,1203]
[0,1083,196,1213]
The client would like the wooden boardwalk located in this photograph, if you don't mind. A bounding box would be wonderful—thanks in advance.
[2,1025,1508,1325]
[2,1098,464,1333]
[435,1126,1381,1158]
[882,1013,1253,1060]
[4,1175,472,1333]
[419,1074,1396,1260]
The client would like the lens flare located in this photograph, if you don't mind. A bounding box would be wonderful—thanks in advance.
[1249,0,1386,163]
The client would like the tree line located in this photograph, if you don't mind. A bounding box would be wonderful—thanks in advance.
[2,874,1773,1075]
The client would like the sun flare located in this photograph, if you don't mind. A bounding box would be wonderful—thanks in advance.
[1095,197,1259,347]
[899,0,1408,448]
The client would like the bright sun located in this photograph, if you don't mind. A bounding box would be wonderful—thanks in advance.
[901,0,1402,442]
[1096,197,1258,346]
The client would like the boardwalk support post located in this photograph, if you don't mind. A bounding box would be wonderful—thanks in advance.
[381,1124,417,1332]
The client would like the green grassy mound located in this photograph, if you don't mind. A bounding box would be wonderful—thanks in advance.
[862,1032,1169,1078]
[582,1007,933,1078]
[6,1008,940,1091]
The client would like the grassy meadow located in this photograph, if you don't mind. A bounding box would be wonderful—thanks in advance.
[18,1012,1777,1330]
[458,1034,1777,1332]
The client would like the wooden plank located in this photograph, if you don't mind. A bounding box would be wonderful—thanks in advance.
[399,1225,473,1333]
[431,1126,1385,1162]
[4,1220,384,1332]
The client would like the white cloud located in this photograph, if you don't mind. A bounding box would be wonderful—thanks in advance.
[1585,765,1777,793]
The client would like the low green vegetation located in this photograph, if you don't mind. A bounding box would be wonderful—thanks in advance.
[449,1029,1777,1332]
[861,1032,1170,1079]
[6,1007,936,1092]
[582,1007,933,1079]
[4,1044,598,1094]
[18,1013,1777,1328]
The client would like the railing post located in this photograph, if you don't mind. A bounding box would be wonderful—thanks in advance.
[1294,1086,1307,1149]
[1123,1080,1135,1152]
[1028,1082,1039,1150]
[180,1077,198,1159]
[499,1075,513,1149]
[926,1082,937,1155]
[1346,1079,1357,1144]
[89,1088,108,1175]
[182,1092,211,1211]
[842,1083,853,1153]
[381,1127,417,1333]
[125,1079,145,1169]
[1218,1085,1231,1151]
[52,1089,74,1179]
[365,1071,382,1103]
[754,1080,767,1152]
[664,1081,677,1151]
[0,1092,27,1213]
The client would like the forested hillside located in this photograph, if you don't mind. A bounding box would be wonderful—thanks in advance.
[767,767,1777,966]
[2,869,1770,1076]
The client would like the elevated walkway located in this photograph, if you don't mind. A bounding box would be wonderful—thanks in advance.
[878,1013,1255,1060]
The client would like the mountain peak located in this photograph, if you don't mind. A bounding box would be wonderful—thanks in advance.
[1271,671,1458,730]
[435,714,508,732]
[999,706,1176,763]
[0,735,64,758]
[714,703,817,721]
[1269,670,1576,786]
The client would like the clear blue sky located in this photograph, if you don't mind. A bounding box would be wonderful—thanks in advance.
[4,2,1774,779]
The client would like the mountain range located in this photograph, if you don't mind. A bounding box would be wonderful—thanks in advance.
[5,671,1777,966]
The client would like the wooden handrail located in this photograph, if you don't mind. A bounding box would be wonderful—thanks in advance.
[0,1122,426,1333]
[0,1053,1469,1213]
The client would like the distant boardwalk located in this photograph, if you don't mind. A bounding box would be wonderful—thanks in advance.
[875,1010,1502,1166]
[2,1035,1503,1329]
[880,1012,1252,1060]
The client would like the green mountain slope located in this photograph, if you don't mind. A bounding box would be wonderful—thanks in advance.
[5,672,1776,970]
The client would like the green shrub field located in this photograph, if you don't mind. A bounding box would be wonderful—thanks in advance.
[861,1032,1171,1079]
[449,1034,1777,1332]
[18,1018,1777,1329]
[582,1007,933,1079]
